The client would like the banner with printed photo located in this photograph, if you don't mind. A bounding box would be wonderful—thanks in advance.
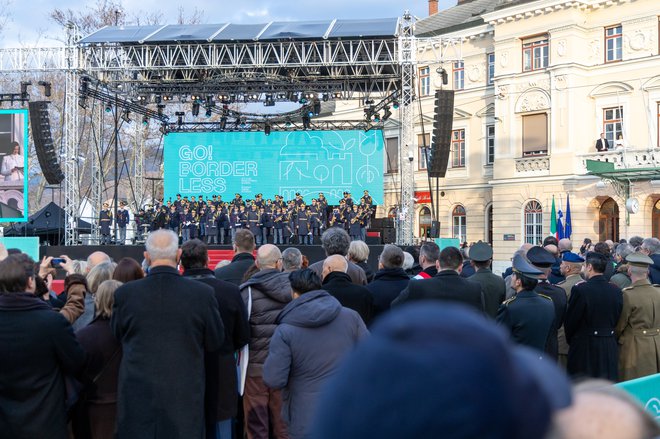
[0,109,28,221]
[163,130,384,205]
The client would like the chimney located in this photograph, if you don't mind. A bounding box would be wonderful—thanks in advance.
[429,0,439,15]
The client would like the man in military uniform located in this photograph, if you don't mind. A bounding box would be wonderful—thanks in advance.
[565,252,623,381]
[527,246,567,360]
[99,202,113,245]
[556,252,584,368]
[496,254,555,355]
[615,252,660,381]
[116,201,130,245]
[468,241,505,319]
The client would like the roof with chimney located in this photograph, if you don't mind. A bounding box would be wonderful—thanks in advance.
[415,0,540,37]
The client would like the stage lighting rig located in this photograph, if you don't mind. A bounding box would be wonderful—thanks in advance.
[264,123,271,136]
[20,81,31,100]
[175,111,185,125]
[38,81,52,97]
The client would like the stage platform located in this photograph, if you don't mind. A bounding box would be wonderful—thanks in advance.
[40,244,384,276]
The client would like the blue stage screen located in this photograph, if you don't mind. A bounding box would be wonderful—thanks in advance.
[0,109,28,222]
[163,130,384,205]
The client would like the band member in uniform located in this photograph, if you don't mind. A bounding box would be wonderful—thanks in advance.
[247,204,261,245]
[168,205,179,236]
[218,204,230,245]
[197,206,208,242]
[260,206,272,245]
[310,199,322,241]
[348,205,361,241]
[153,206,168,230]
[116,201,130,245]
[100,202,113,245]
[273,207,284,245]
[296,206,312,245]
[206,205,219,245]
[181,207,194,242]
[229,207,241,244]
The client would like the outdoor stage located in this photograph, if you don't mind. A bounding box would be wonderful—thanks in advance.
[40,244,385,276]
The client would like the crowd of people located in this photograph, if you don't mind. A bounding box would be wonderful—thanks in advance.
[100,190,376,245]
[1,228,660,439]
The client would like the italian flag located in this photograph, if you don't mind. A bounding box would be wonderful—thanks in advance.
[550,196,557,239]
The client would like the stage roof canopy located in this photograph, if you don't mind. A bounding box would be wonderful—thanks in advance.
[78,18,400,44]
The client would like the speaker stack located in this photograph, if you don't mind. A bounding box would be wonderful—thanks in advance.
[28,101,64,185]
[428,90,455,179]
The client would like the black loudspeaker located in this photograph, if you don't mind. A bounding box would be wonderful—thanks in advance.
[429,220,440,238]
[429,90,455,178]
[371,217,394,229]
[382,227,396,244]
[29,101,64,185]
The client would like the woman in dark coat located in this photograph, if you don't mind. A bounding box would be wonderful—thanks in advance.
[0,254,86,439]
[73,279,123,439]
[263,269,368,439]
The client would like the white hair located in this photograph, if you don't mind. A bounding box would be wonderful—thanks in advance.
[145,229,179,261]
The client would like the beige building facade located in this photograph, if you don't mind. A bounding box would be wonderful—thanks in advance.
[337,0,660,271]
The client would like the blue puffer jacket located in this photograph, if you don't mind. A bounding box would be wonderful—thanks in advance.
[263,290,368,439]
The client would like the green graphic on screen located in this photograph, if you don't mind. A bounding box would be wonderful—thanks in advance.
[163,130,384,205]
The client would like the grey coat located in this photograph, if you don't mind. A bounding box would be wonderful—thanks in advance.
[263,290,367,439]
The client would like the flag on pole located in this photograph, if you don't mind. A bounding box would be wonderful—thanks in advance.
[557,209,565,240]
[564,194,572,239]
[550,196,557,238]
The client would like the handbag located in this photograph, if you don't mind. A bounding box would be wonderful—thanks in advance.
[237,286,252,396]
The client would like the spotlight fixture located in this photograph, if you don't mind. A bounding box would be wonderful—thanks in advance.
[332,92,342,99]
[136,95,147,102]
[264,123,271,136]
[20,81,31,99]
[285,118,292,127]
[264,95,275,107]
[38,81,52,97]
[142,115,149,126]
[157,104,165,116]
[313,101,321,116]
[382,106,392,121]
[372,113,381,123]
[322,93,329,102]
[205,107,213,117]
[302,114,311,130]
[162,95,173,101]
[299,96,308,104]
[191,94,201,101]
[78,97,88,109]
[105,103,112,113]
[436,67,448,85]
[364,98,375,106]
[121,110,132,123]
[155,95,162,104]
[192,102,200,117]
[206,95,215,106]
[175,111,185,125]
[392,100,400,110]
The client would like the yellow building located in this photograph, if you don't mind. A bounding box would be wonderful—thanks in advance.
[335,0,660,270]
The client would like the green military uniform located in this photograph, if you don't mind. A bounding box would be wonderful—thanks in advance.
[615,252,660,381]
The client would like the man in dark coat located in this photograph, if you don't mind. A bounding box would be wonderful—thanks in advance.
[641,237,660,284]
[215,229,256,285]
[468,241,505,318]
[393,246,485,313]
[239,244,291,439]
[263,269,368,439]
[322,254,374,326]
[497,254,556,354]
[309,227,367,285]
[0,254,86,439]
[527,246,567,360]
[564,251,623,381]
[111,229,225,439]
[181,239,250,439]
[366,244,410,319]
[412,242,439,279]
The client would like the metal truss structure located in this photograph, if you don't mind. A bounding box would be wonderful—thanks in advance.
[0,14,459,245]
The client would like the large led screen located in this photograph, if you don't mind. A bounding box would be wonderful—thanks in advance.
[0,109,28,221]
[163,130,384,204]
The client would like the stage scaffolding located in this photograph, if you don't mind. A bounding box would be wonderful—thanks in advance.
[0,14,460,245]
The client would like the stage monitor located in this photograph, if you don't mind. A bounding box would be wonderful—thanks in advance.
[163,130,384,205]
[0,109,28,222]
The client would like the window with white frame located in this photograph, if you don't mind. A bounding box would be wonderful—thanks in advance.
[451,129,465,168]
[453,61,464,90]
[524,200,543,245]
[522,35,549,72]
[487,53,495,85]
[486,124,495,164]
[603,107,623,146]
[605,25,622,63]
[385,137,399,173]
[417,134,430,170]
[419,67,430,96]
[452,205,467,243]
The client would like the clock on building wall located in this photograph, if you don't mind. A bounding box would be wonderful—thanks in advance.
[625,197,640,214]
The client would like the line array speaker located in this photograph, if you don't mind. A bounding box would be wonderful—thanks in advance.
[428,90,455,178]
[29,101,64,185]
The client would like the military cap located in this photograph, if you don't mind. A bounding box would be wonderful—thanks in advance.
[562,252,584,263]
[469,241,493,262]
[176,193,181,197]
[625,252,655,267]
[296,192,301,196]
[527,246,556,268]
[512,254,543,279]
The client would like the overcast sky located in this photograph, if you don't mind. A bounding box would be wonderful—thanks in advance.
[1,0,456,48]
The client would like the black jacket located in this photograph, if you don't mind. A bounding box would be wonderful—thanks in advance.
[496,290,555,353]
[366,268,411,318]
[535,280,567,360]
[215,252,256,286]
[183,267,250,422]
[564,275,622,381]
[309,259,367,285]
[394,270,485,313]
[322,271,374,325]
[111,266,225,439]
[0,292,86,439]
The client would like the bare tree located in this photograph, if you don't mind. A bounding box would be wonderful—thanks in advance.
[176,6,205,25]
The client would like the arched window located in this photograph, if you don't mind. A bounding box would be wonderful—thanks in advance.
[419,207,432,238]
[452,205,466,244]
[599,197,619,242]
[524,200,543,245]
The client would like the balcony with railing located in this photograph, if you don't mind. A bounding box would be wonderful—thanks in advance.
[578,148,660,173]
